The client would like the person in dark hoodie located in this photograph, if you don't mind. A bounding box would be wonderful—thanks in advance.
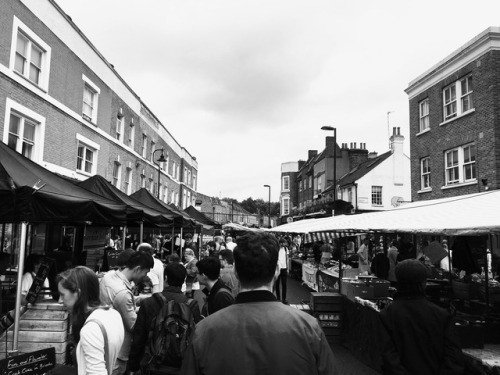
[380,259,464,375]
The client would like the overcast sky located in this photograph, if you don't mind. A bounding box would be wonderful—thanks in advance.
[56,0,500,202]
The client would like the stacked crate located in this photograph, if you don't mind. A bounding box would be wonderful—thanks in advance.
[310,292,344,345]
[0,302,69,364]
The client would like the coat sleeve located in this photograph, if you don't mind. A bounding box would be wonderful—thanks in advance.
[440,316,465,375]
[79,321,108,375]
[127,299,153,372]
[114,289,137,333]
[180,330,202,375]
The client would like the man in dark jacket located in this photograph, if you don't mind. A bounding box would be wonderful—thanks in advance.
[196,257,234,316]
[128,263,201,375]
[181,232,336,375]
[380,259,464,375]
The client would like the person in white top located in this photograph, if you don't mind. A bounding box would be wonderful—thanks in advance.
[225,236,237,251]
[57,266,124,375]
[137,243,164,293]
[21,254,51,304]
[275,239,289,304]
[357,238,370,275]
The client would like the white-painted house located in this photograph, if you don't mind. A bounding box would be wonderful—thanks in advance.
[337,128,411,212]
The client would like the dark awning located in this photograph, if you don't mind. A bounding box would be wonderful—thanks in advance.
[0,141,127,224]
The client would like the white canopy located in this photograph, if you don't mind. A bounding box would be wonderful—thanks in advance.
[271,191,500,240]
[223,222,264,232]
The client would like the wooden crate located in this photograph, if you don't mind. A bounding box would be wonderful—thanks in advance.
[0,304,69,364]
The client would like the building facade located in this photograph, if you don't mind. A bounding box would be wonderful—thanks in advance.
[406,27,500,201]
[0,0,198,209]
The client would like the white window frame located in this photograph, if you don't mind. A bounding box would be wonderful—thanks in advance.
[116,117,124,142]
[444,143,476,186]
[419,98,429,133]
[282,197,290,216]
[112,161,122,189]
[193,175,197,191]
[149,178,154,193]
[442,75,473,122]
[171,191,175,204]
[140,173,146,188]
[124,167,132,195]
[141,134,147,158]
[82,74,100,124]
[3,98,46,163]
[163,185,168,203]
[184,167,188,183]
[150,141,155,162]
[75,133,100,176]
[371,186,383,206]
[10,17,52,91]
[282,176,290,191]
[128,121,135,148]
[188,170,192,186]
[420,157,431,190]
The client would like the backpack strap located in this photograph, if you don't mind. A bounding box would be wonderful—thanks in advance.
[85,319,110,374]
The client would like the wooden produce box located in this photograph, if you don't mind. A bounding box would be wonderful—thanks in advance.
[0,303,69,364]
[310,292,344,312]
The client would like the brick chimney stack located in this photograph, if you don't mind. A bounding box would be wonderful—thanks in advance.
[390,127,405,185]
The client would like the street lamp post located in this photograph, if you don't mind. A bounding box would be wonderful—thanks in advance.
[263,184,271,228]
[152,149,167,199]
[321,126,342,294]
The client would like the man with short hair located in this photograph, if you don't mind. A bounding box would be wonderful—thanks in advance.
[225,236,236,251]
[100,249,154,375]
[137,242,164,293]
[219,249,240,297]
[181,232,336,375]
[128,263,201,375]
[196,257,234,316]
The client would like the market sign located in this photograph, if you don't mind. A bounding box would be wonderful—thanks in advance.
[0,348,55,375]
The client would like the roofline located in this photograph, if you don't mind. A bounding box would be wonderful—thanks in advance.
[406,27,500,99]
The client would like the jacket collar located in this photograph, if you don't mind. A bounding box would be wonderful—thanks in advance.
[235,290,277,304]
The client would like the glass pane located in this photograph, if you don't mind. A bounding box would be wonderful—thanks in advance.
[14,54,25,74]
[9,114,20,134]
[29,64,40,84]
[31,44,42,67]
[16,33,27,55]
[23,120,36,142]
[7,134,18,150]
[22,143,32,159]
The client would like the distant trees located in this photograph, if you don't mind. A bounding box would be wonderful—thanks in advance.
[226,197,280,217]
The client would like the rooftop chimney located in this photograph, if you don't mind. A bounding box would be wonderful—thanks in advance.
[308,150,318,160]
[390,127,405,185]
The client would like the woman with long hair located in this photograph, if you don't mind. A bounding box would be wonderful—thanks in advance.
[57,266,124,374]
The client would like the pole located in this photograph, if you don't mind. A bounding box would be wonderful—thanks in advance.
[333,128,337,202]
[13,222,28,352]
[268,187,271,228]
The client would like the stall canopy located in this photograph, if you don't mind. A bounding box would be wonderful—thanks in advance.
[223,222,264,232]
[77,175,174,226]
[0,141,127,224]
[130,188,198,228]
[184,206,220,229]
[270,191,500,241]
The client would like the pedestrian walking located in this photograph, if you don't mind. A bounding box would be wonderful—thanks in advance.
[275,239,289,304]
[197,257,234,316]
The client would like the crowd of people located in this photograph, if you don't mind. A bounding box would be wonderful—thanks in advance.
[54,232,336,375]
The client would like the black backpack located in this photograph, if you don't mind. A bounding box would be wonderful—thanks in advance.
[142,293,197,372]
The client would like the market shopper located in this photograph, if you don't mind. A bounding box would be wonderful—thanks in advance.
[99,249,154,375]
[181,232,336,375]
[197,256,234,316]
[380,259,464,375]
[275,239,289,304]
[21,254,51,304]
[184,249,198,298]
[138,242,164,293]
[58,266,124,375]
[219,249,240,297]
[387,240,399,285]
[357,238,370,274]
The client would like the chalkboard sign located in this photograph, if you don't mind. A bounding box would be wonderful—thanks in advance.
[106,249,121,269]
[26,258,53,304]
[0,347,55,375]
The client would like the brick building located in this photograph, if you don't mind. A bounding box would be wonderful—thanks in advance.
[406,27,500,201]
[0,0,197,209]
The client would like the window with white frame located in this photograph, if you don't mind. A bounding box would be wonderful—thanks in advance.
[309,176,312,189]
[419,98,429,132]
[282,176,290,191]
[420,157,431,190]
[140,173,146,188]
[116,117,124,142]
[112,162,121,188]
[318,175,322,193]
[371,186,382,206]
[150,141,155,162]
[163,185,168,202]
[172,161,176,179]
[149,178,154,193]
[82,75,100,124]
[124,168,132,195]
[443,75,473,121]
[128,122,135,148]
[188,171,192,186]
[193,175,196,190]
[11,18,51,90]
[184,167,188,183]
[76,143,95,174]
[183,191,187,209]
[141,135,147,158]
[171,191,175,204]
[445,143,476,185]
[347,187,353,203]
[282,197,290,215]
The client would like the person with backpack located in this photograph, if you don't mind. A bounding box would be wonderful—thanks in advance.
[196,257,234,317]
[128,263,201,375]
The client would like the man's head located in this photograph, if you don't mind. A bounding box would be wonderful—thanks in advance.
[166,253,181,264]
[196,257,221,285]
[165,263,187,287]
[123,249,154,284]
[226,236,233,243]
[184,249,195,262]
[219,249,234,268]
[185,233,193,241]
[136,242,154,255]
[395,259,429,294]
[214,236,222,244]
[234,232,279,289]
[116,248,135,269]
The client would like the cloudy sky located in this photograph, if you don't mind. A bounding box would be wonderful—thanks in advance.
[57,0,500,202]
